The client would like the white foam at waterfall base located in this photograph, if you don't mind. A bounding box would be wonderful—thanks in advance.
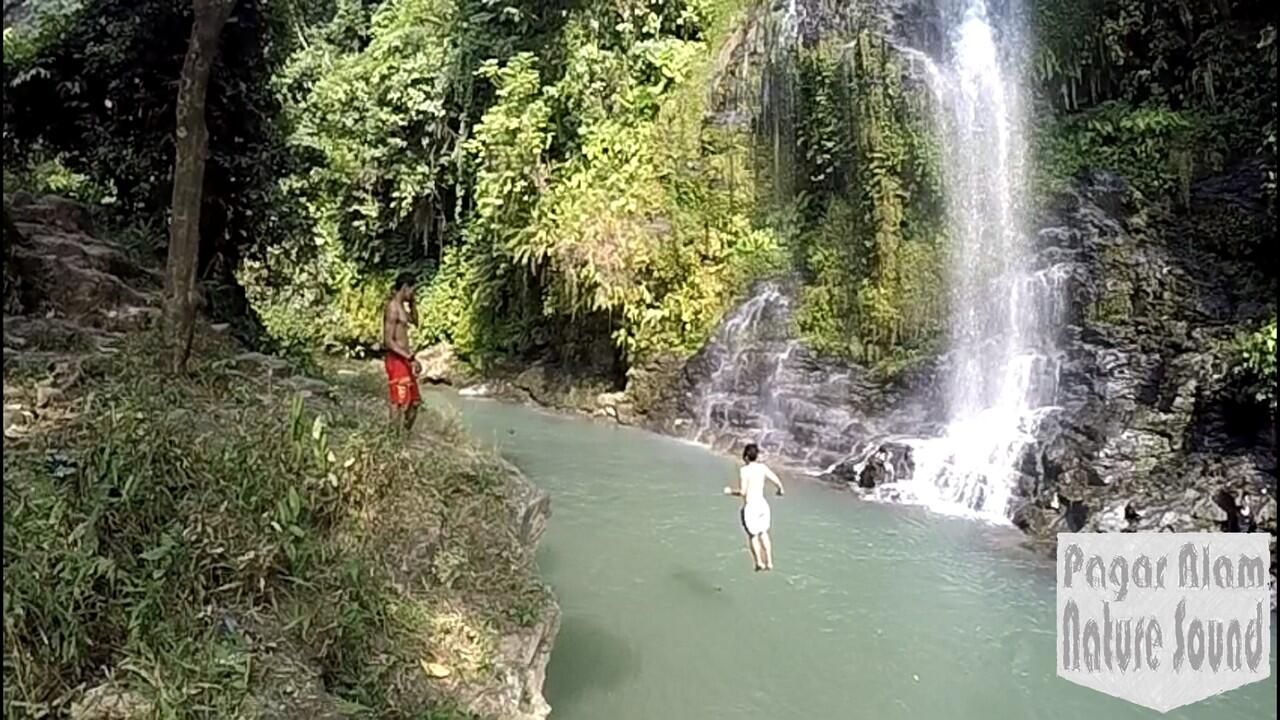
[876,406,1057,524]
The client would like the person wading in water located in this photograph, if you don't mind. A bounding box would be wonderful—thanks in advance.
[382,272,421,432]
[724,443,784,571]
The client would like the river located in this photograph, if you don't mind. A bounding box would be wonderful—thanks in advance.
[424,391,1276,720]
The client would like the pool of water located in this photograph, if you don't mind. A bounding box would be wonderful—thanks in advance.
[425,392,1277,720]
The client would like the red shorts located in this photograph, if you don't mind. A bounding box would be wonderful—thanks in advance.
[385,354,420,408]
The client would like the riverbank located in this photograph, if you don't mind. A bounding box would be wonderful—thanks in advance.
[3,194,559,719]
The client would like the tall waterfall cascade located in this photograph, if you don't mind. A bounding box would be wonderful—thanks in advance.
[686,0,1070,524]
[884,0,1066,522]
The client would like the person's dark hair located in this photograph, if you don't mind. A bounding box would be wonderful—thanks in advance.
[743,443,759,462]
[394,272,417,292]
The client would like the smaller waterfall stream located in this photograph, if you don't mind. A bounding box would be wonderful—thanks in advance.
[686,277,934,483]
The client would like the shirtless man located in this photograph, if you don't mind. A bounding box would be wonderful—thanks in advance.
[383,272,422,432]
[724,443,784,571]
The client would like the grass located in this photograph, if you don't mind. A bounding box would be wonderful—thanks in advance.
[2,329,550,718]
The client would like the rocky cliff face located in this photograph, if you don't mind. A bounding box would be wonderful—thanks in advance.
[641,277,941,475]
[1010,167,1276,576]
[475,455,560,720]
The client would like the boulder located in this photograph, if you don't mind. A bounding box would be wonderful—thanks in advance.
[1252,494,1277,529]
[1095,501,1133,533]
[594,391,636,424]
[623,352,687,428]
[415,343,460,385]
[825,456,861,485]
[512,364,550,405]
[857,455,886,489]
[452,602,560,720]
[8,194,97,235]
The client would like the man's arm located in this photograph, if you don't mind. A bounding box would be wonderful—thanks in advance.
[723,470,747,497]
[765,466,785,496]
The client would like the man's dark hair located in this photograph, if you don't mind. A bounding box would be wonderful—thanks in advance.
[394,272,417,291]
[743,443,759,462]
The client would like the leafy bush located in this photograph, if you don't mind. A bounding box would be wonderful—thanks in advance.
[1029,0,1273,213]
[242,0,572,356]
[253,0,782,368]
[1029,0,1272,124]
[414,243,482,355]
[1,153,115,207]
[1033,101,1222,205]
[1232,316,1277,411]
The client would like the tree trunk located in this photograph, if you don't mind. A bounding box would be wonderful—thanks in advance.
[165,0,236,373]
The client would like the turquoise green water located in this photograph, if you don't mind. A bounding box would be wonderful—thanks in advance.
[425,392,1277,720]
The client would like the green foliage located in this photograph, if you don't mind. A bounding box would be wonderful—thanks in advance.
[787,34,946,365]
[1,3,78,67]
[1029,0,1271,119]
[253,0,779,368]
[3,332,545,716]
[241,211,401,354]
[471,3,786,363]
[3,0,297,334]
[1033,101,1221,205]
[1029,0,1273,205]
[244,0,577,355]
[1232,316,1277,410]
[1,153,115,206]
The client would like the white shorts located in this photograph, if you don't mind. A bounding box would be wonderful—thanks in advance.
[740,501,771,537]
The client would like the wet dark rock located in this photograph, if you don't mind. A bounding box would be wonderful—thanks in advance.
[662,276,937,474]
[1062,498,1090,532]
[851,443,916,489]
[827,456,860,484]
[1012,472,1038,498]
[1008,166,1276,597]
[857,459,885,489]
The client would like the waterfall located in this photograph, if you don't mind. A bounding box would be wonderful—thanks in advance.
[683,0,1068,525]
[881,0,1065,523]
